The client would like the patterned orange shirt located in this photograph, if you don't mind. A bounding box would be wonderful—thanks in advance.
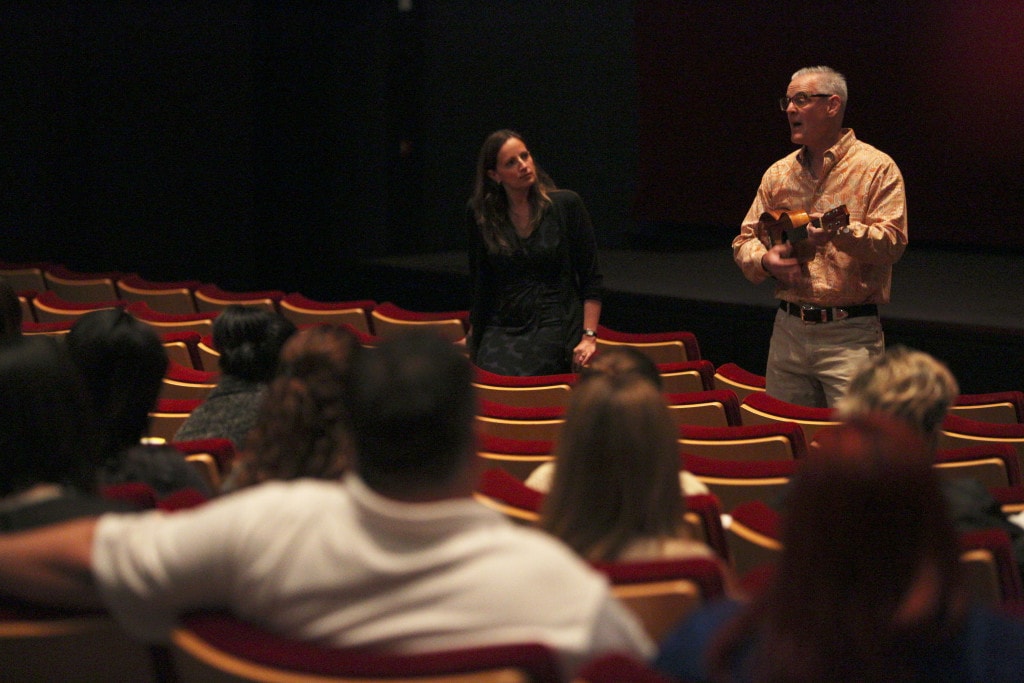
[733,128,908,306]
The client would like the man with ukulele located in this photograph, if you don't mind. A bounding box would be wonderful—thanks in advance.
[733,66,908,408]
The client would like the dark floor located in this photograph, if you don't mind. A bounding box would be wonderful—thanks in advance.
[360,247,1024,394]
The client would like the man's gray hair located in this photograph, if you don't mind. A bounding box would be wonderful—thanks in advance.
[792,65,848,107]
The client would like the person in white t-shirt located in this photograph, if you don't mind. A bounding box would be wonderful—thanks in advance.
[0,331,653,678]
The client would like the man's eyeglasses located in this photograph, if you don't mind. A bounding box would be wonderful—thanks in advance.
[778,92,832,111]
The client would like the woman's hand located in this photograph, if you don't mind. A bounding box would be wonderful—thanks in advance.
[572,336,597,370]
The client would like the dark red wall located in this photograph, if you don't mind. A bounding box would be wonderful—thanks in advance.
[635,1,1024,249]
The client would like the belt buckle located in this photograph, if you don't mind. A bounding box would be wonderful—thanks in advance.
[799,304,824,324]
[834,307,849,321]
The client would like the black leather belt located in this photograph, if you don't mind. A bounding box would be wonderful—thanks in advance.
[779,301,878,324]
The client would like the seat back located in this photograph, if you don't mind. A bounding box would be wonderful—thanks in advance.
[161,331,203,369]
[193,284,284,314]
[472,383,572,409]
[17,292,35,323]
[658,360,715,394]
[197,337,221,373]
[951,391,1024,425]
[665,390,741,427]
[20,320,74,337]
[31,290,124,323]
[42,266,121,302]
[959,529,1024,606]
[474,415,565,443]
[171,612,560,683]
[0,610,160,681]
[472,468,543,524]
[279,294,375,335]
[117,275,200,314]
[596,326,701,363]
[678,422,808,462]
[370,302,468,343]
[476,435,555,482]
[739,392,839,443]
[0,261,49,292]
[147,399,203,443]
[160,362,218,401]
[724,501,783,579]
[682,453,796,514]
[127,301,218,338]
[683,494,729,562]
[574,653,677,683]
[939,415,1024,476]
[712,362,766,403]
[592,558,725,642]
[934,444,1023,489]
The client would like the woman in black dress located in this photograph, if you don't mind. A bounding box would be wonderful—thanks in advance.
[467,129,602,376]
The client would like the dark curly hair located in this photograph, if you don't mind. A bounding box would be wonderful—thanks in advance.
[234,325,359,488]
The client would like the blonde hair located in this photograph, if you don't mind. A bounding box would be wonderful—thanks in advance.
[540,373,683,561]
[837,346,959,449]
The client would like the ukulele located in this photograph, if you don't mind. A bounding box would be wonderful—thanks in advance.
[760,204,850,262]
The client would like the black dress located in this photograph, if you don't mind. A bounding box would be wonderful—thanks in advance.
[467,189,602,376]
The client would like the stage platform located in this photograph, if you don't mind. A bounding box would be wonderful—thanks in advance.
[356,247,1024,394]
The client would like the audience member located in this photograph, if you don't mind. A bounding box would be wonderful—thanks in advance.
[836,345,1024,575]
[0,336,129,530]
[656,416,1024,682]
[0,331,653,678]
[0,275,22,344]
[174,305,296,447]
[65,309,211,498]
[227,325,359,491]
[526,347,709,497]
[539,372,715,562]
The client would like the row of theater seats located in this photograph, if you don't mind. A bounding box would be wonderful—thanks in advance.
[4,260,1024,679]
[469,352,1024,611]
[0,605,682,682]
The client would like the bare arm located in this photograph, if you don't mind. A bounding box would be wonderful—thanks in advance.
[0,517,103,609]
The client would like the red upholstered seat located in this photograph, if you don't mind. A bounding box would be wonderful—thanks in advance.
[679,422,809,461]
[952,391,1024,425]
[664,389,742,427]
[739,391,839,442]
[657,359,716,392]
[595,325,702,363]
[172,611,562,682]
[279,293,376,334]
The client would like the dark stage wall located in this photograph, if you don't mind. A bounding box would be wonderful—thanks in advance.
[3,2,1022,297]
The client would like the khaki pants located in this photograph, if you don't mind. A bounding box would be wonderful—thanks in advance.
[765,308,884,408]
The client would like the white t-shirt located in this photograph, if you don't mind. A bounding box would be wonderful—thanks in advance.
[92,475,653,677]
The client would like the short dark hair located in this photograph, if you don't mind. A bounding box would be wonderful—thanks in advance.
[580,346,662,390]
[0,336,101,495]
[213,305,297,382]
[345,331,475,493]
[67,308,169,456]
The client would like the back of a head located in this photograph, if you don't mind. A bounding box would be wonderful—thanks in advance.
[344,331,474,495]
[580,346,662,390]
[0,275,22,344]
[277,324,358,382]
[0,336,101,496]
[67,308,168,452]
[542,372,682,560]
[213,305,297,382]
[722,415,963,681]
[239,325,359,486]
[837,345,959,448]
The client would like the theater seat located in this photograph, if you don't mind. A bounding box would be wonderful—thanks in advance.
[171,611,561,682]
